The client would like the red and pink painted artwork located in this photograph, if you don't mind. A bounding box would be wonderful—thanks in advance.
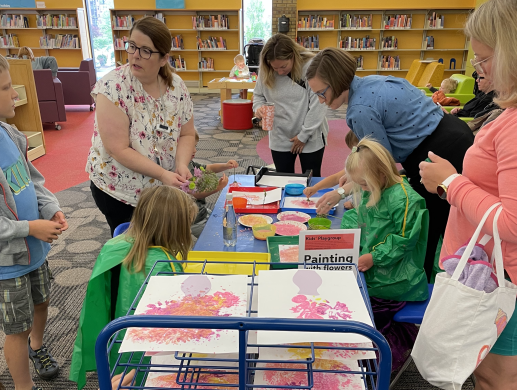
[278,245,299,263]
[254,359,365,389]
[146,370,239,389]
[120,275,248,353]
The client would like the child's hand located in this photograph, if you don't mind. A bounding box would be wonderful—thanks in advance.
[51,211,68,231]
[29,220,63,243]
[303,187,317,198]
[450,107,460,115]
[98,369,135,390]
[426,83,432,88]
[226,160,238,169]
[216,174,229,191]
[358,253,373,272]
[344,201,354,209]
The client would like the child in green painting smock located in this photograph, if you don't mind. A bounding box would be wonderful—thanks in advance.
[69,186,198,389]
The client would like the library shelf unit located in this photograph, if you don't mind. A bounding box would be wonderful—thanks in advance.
[110,9,242,89]
[6,59,45,161]
[296,9,472,79]
[0,8,85,67]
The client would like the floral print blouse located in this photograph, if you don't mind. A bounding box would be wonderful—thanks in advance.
[86,64,193,206]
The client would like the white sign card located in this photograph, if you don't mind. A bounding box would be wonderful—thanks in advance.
[231,188,282,205]
[256,175,308,188]
[298,229,361,277]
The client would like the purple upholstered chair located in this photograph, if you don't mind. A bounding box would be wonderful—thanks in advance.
[33,69,67,130]
[57,58,96,110]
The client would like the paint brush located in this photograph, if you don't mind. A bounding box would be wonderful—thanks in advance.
[263,189,267,208]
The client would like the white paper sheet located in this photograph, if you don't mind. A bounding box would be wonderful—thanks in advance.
[256,175,308,188]
[119,275,248,353]
[232,188,282,205]
[258,342,376,362]
[278,245,299,263]
[282,196,339,210]
[253,359,366,389]
[257,269,374,344]
[145,354,239,389]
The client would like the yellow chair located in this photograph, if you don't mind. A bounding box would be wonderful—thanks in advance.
[405,60,444,88]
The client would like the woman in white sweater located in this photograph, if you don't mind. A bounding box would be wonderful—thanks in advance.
[253,34,328,177]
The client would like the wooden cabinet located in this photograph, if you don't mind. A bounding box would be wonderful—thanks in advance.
[7,58,46,161]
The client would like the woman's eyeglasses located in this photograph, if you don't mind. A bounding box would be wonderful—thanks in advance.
[470,55,493,74]
[315,85,330,100]
[125,42,161,60]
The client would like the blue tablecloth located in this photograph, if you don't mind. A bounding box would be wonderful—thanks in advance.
[194,175,345,253]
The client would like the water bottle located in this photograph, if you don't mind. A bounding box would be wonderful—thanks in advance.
[223,193,237,247]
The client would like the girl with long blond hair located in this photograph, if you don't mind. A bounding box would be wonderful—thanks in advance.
[70,186,197,389]
[420,0,517,387]
[253,34,328,177]
[341,137,429,372]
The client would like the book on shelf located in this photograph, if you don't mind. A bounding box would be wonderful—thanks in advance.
[39,33,80,49]
[0,34,19,48]
[114,35,128,50]
[199,57,214,70]
[340,14,372,29]
[169,55,186,70]
[339,36,376,50]
[382,36,398,49]
[426,36,434,49]
[296,35,319,50]
[197,36,226,50]
[297,15,334,29]
[37,14,77,29]
[112,15,134,29]
[1,14,29,28]
[355,55,363,70]
[171,35,184,50]
[383,14,412,29]
[380,55,400,70]
[154,13,166,24]
[427,13,444,28]
[192,15,229,29]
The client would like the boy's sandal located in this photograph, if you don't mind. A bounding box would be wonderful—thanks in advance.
[28,339,60,380]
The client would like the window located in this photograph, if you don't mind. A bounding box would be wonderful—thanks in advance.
[85,0,116,79]
[243,0,272,46]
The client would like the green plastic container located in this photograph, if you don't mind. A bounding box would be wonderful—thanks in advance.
[308,217,332,230]
[266,235,300,269]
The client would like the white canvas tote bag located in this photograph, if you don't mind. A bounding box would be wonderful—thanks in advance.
[412,204,517,390]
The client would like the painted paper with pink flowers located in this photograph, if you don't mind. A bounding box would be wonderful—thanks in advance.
[119,275,248,353]
[259,341,376,362]
[253,359,365,390]
[257,269,374,344]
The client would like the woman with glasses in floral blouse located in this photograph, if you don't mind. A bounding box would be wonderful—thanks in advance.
[86,16,196,236]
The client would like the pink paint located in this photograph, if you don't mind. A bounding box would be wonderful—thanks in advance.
[281,214,309,223]
[279,246,299,263]
[290,199,316,208]
[290,295,353,320]
[127,292,242,346]
[261,360,363,389]
[147,372,238,389]
[275,224,304,236]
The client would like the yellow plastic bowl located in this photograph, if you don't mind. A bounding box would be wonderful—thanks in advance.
[252,224,277,240]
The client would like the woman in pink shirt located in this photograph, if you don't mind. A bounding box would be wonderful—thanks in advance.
[420,0,517,388]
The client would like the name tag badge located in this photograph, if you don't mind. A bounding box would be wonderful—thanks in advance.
[159,124,169,130]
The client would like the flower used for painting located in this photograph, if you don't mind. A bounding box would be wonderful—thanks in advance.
[180,166,219,194]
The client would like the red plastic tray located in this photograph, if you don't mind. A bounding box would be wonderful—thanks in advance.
[228,186,280,214]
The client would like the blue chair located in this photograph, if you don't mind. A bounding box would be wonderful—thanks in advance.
[389,284,434,389]
[113,222,130,237]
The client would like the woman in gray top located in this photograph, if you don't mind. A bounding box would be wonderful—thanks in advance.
[253,34,328,177]
[18,47,58,78]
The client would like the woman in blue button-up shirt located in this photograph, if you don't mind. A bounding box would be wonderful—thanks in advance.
[306,47,474,281]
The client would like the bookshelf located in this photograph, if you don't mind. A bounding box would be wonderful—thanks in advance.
[6,59,45,161]
[296,9,471,78]
[110,9,241,89]
[0,8,85,67]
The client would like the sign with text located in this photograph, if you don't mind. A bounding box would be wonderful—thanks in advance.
[298,229,361,276]
[0,0,35,7]
[155,0,185,8]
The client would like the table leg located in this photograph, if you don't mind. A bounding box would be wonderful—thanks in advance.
[219,87,232,122]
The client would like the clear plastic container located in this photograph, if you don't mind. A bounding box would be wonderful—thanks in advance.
[223,193,237,247]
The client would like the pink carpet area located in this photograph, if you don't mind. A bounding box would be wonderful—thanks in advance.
[256,119,351,177]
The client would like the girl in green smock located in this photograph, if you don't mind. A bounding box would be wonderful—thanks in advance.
[69,186,198,389]
[340,137,429,372]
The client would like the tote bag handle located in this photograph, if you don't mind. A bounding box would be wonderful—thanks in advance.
[452,203,501,281]
[491,206,506,287]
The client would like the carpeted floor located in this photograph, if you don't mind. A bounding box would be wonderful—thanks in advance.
[0,94,474,389]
